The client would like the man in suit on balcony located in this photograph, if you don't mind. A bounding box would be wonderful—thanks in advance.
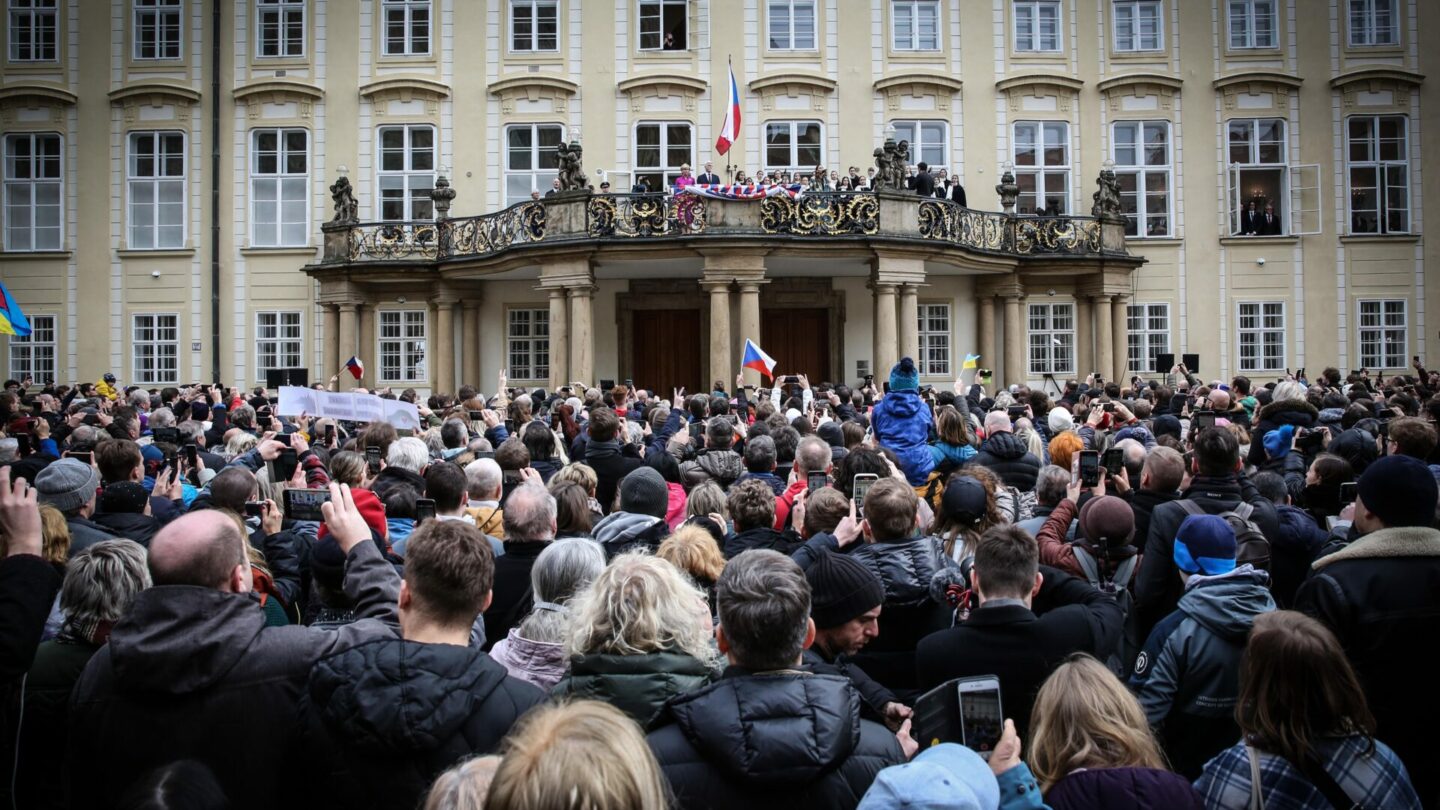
[912,162,935,197]
[696,162,721,186]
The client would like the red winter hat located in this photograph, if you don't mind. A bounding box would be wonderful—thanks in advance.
[316,486,389,545]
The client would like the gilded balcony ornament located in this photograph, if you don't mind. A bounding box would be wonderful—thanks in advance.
[761,192,879,235]
[586,193,706,238]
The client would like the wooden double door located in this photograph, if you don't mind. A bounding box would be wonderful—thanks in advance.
[762,307,830,383]
[628,306,832,393]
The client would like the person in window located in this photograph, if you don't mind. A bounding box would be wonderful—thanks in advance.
[631,177,651,194]
[695,162,720,186]
[673,164,695,194]
[1261,202,1283,235]
[598,181,612,194]
[530,190,542,201]
[1240,200,1262,235]
[663,31,680,50]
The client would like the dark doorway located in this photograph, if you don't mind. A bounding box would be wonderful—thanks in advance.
[631,309,702,395]
[762,307,831,383]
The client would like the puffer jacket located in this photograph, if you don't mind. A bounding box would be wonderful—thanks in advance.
[489,628,569,691]
[737,471,786,496]
[929,440,977,471]
[968,431,1042,491]
[681,449,745,491]
[871,391,935,486]
[553,650,713,728]
[1246,399,1319,467]
[300,638,544,810]
[1045,767,1203,810]
[1316,406,1346,435]
[724,526,803,559]
[592,511,670,558]
[646,669,905,810]
[847,537,964,694]
[1131,566,1275,778]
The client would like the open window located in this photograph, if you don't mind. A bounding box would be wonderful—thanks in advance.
[639,0,687,50]
[1226,117,1319,236]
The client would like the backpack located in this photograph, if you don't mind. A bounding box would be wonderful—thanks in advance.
[1072,541,1140,676]
[1176,499,1271,569]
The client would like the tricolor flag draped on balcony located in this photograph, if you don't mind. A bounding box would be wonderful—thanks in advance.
[741,339,776,380]
[715,60,741,156]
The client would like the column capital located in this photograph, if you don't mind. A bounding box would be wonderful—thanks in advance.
[868,280,899,295]
[737,280,769,294]
[566,284,597,299]
[337,302,360,313]
[461,297,482,310]
[700,279,734,293]
[976,276,1025,299]
[547,287,568,300]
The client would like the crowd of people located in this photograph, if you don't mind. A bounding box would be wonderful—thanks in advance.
[568,159,970,202]
[1,355,1438,809]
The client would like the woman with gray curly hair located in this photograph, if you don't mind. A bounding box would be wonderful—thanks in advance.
[553,553,718,727]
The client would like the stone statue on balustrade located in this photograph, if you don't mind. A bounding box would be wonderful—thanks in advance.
[871,138,912,191]
[556,140,590,192]
[329,176,359,224]
[1091,167,1124,222]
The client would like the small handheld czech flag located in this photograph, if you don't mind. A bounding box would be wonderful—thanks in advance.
[741,339,776,380]
[344,356,365,380]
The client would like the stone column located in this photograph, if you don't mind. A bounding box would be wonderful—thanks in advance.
[702,280,733,388]
[337,303,358,390]
[568,285,595,385]
[548,287,570,390]
[872,283,898,374]
[978,295,996,378]
[433,298,455,394]
[738,281,766,386]
[1075,296,1094,379]
[1111,294,1130,383]
[461,299,481,388]
[322,304,339,378]
[1094,296,1114,386]
[1003,294,1024,388]
[899,284,920,363]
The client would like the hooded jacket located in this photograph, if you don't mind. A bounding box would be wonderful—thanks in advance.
[1246,399,1319,467]
[553,650,713,728]
[969,431,1042,492]
[1045,767,1204,810]
[870,391,935,486]
[489,628,569,691]
[593,511,671,557]
[1131,567,1275,778]
[680,449,745,491]
[300,638,544,810]
[646,670,905,810]
[66,540,401,807]
[1268,503,1327,607]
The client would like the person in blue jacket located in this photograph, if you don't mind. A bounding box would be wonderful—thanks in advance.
[871,357,934,487]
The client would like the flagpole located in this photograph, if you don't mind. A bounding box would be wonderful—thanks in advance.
[724,55,733,184]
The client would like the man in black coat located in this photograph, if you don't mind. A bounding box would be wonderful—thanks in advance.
[482,479,555,648]
[1133,427,1279,641]
[1239,201,1262,235]
[967,411,1043,492]
[1128,446,1185,554]
[0,468,61,685]
[912,162,936,197]
[67,484,401,807]
[583,406,642,514]
[695,161,721,185]
[648,550,907,810]
[915,526,1122,740]
[301,520,544,810]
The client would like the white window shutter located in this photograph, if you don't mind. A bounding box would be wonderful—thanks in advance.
[1289,163,1321,235]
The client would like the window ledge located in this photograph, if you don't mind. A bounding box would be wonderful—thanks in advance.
[1339,234,1419,244]
[241,246,319,256]
[634,51,695,60]
[117,248,196,257]
[1128,237,1183,246]
[1219,236,1298,246]
[0,250,72,260]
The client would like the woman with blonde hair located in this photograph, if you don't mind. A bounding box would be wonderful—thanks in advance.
[483,701,670,810]
[554,553,717,727]
[422,756,500,810]
[657,523,727,610]
[1028,655,1202,808]
[551,462,603,520]
[38,503,71,566]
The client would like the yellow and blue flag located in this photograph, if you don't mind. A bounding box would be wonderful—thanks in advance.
[0,282,31,338]
[962,354,981,370]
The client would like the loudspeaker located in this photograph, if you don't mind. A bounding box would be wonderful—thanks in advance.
[1182,354,1200,375]
[266,368,310,388]
[1155,353,1175,373]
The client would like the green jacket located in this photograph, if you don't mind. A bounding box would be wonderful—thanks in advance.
[553,650,713,728]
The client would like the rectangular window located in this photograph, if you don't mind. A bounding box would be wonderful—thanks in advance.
[510,0,557,52]
[382,0,430,56]
[1014,0,1060,52]
[8,313,55,382]
[250,128,308,247]
[764,121,824,174]
[1357,300,1407,369]
[1347,115,1409,234]
[767,0,815,50]
[634,122,692,191]
[377,124,435,221]
[1348,0,1397,46]
[1126,303,1170,373]
[1227,0,1275,48]
[504,123,563,206]
[127,131,186,250]
[891,0,939,51]
[378,310,426,382]
[1227,117,1287,235]
[2,132,62,252]
[257,0,305,58]
[132,313,179,384]
[1113,0,1161,51]
[8,0,57,61]
[638,0,686,50]
[255,310,302,377]
[1112,120,1171,237]
[1237,301,1285,372]
[890,121,948,170]
[1013,121,1069,215]
[917,303,951,377]
[507,308,550,382]
[1028,303,1074,375]
[133,0,181,60]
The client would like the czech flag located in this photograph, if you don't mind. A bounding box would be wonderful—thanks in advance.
[715,61,741,156]
[0,281,31,338]
[344,356,365,380]
[741,339,776,380]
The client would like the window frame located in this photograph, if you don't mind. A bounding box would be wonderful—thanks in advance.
[1345,114,1410,235]
[1012,120,1071,216]
[375,123,436,222]
[890,120,948,171]
[249,128,310,247]
[377,309,428,383]
[1226,117,1288,236]
[1236,301,1286,373]
[8,313,55,382]
[254,309,304,381]
[2,131,63,252]
[506,307,551,383]
[503,122,564,206]
[1112,0,1162,52]
[256,0,306,59]
[890,0,940,52]
[132,0,182,61]
[767,0,817,51]
[763,120,826,175]
[7,0,58,62]
[1125,303,1170,374]
[1027,302,1075,376]
[126,130,187,250]
[131,312,180,385]
[633,121,694,191]
[917,302,952,377]
[1013,0,1062,53]
[509,0,559,53]
[1356,299,1407,369]
[1226,0,1277,49]
[637,0,687,51]
[1347,0,1398,47]
[381,0,431,57]
[1110,120,1172,238]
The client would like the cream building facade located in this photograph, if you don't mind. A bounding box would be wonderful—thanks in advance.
[0,0,1435,395]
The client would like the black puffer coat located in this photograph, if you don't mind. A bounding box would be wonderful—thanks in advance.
[1246,399,1319,467]
[300,638,545,810]
[968,431,1042,491]
[847,537,963,695]
[647,669,905,810]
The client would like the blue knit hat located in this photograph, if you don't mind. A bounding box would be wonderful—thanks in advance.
[889,357,919,392]
[1173,514,1236,576]
[1262,423,1295,459]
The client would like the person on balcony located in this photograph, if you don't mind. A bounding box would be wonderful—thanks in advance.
[674,165,695,194]
[631,177,651,194]
[696,162,721,186]
[947,176,968,207]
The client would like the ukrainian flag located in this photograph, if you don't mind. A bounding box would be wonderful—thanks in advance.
[0,281,31,337]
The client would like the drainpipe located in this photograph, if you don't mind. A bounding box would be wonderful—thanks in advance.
[209,0,222,382]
